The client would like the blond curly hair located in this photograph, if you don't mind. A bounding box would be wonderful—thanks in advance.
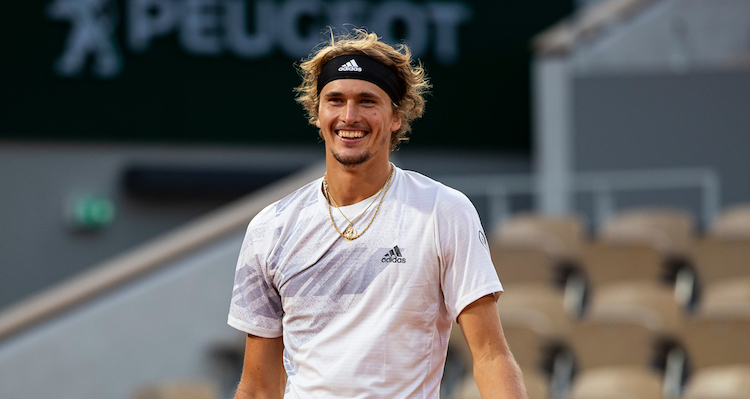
[295,29,430,150]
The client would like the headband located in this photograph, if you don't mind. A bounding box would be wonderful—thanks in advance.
[317,54,406,105]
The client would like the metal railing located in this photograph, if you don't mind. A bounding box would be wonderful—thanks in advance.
[438,167,721,229]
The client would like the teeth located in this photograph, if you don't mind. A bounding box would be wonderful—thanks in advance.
[338,130,366,139]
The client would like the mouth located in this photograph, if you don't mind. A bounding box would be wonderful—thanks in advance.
[336,130,368,139]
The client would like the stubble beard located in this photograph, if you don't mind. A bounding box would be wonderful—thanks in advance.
[328,131,390,166]
[330,148,373,166]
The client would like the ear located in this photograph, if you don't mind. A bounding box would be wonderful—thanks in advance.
[315,118,321,128]
[390,113,402,132]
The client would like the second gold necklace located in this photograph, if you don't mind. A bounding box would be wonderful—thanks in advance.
[323,164,395,241]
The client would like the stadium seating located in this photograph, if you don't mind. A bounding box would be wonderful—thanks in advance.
[490,215,586,285]
[570,289,684,370]
[598,209,695,256]
[581,242,664,286]
[487,215,592,398]
[692,239,750,286]
[497,284,575,369]
[698,278,750,317]
[492,214,587,261]
[491,214,589,315]
[690,205,750,315]
[681,303,750,399]
[460,206,750,399]
[452,368,549,399]
[710,204,750,239]
[682,206,750,399]
[583,208,699,310]
[131,380,219,399]
[565,366,664,399]
[682,365,750,399]
[683,314,750,370]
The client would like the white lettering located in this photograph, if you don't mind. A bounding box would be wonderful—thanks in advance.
[278,0,325,59]
[128,0,180,52]
[180,0,222,55]
[369,1,428,59]
[224,0,276,58]
[428,3,472,65]
[53,0,473,78]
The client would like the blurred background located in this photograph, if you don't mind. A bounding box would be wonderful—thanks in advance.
[1,0,750,398]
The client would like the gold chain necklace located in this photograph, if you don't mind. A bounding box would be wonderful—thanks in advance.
[323,164,395,241]
[328,183,381,228]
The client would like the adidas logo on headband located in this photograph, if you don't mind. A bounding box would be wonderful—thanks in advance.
[338,59,362,72]
[318,54,405,104]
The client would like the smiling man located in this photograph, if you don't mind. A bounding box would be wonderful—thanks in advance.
[228,30,528,399]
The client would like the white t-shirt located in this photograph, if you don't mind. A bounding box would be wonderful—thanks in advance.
[228,167,503,399]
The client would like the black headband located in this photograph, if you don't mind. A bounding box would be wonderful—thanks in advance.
[317,54,406,105]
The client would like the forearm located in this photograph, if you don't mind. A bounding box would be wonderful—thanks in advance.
[473,350,528,399]
[234,369,285,399]
[234,383,284,399]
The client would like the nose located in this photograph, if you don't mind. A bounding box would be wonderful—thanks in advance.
[340,100,360,125]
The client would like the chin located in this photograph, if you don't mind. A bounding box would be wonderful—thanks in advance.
[331,150,372,166]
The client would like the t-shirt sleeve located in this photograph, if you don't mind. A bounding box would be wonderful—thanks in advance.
[227,209,284,338]
[436,187,503,321]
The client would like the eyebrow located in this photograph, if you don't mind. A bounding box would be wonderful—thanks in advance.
[323,91,381,99]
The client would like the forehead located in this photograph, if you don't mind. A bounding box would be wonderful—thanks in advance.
[319,79,390,100]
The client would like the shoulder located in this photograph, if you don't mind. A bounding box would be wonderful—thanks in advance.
[396,168,473,210]
[247,178,321,232]
[397,168,469,201]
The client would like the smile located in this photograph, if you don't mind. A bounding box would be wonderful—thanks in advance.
[336,130,368,139]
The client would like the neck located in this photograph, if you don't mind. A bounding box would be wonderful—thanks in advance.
[324,157,392,206]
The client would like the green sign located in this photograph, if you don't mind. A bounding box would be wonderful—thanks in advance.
[70,196,116,230]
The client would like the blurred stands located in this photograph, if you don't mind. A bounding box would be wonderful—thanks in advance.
[679,208,750,399]
[131,380,219,399]
[450,204,750,399]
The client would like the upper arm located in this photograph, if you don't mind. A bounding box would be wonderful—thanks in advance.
[457,295,528,398]
[236,334,285,399]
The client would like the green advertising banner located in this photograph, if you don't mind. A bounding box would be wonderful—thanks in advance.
[0,0,571,149]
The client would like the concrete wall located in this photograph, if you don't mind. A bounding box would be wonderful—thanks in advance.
[0,142,321,310]
[0,234,244,399]
[573,70,750,225]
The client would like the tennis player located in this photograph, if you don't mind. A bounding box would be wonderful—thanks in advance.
[228,29,527,399]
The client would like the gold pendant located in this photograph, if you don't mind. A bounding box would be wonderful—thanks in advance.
[343,224,357,240]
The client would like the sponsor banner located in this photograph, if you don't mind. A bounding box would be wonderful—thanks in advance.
[0,0,572,149]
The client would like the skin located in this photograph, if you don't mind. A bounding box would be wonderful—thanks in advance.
[458,295,529,399]
[235,335,285,399]
[234,78,528,399]
[315,78,400,206]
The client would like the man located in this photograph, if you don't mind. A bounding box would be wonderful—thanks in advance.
[228,29,527,398]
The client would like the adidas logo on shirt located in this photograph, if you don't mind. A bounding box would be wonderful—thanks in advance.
[382,246,406,263]
[338,59,363,72]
